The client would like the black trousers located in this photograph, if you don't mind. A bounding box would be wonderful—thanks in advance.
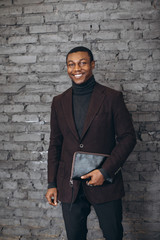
[61,185,123,240]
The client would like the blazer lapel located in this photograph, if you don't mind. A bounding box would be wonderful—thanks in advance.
[61,88,79,141]
[81,83,105,140]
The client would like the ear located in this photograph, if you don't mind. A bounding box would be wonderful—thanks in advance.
[91,61,95,69]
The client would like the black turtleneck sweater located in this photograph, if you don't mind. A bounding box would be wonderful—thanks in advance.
[72,75,95,138]
[72,75,112,183]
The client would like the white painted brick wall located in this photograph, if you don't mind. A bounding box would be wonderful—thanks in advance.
[0,0,160,240]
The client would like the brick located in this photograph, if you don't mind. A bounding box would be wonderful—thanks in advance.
[0,237,19,240]
[55,83,71,93]
[0,123,26,133]
[0,46,26,55]
[100,20,132,30]
[39,33,68,43]
[119,1,151,11]
[3,181,18,190]
[17,15,44,25]
[21,217,49,228]
[153,50,160,59]
[12,114,39,123]
[0,84,26,93]
[12,151,40,161]
[0,26,27,35]
[26,104,50,113]
[8,74,39,83]
[123,83,147,91]
[0,6,22,15]
[44,0,60,2]
[70,33,84,42]
[3,105,24,113]
[86,2,117,11]
[0,36,6,45]
[129,50,151,60]
[85,31,119,41]
[45,12,77,22]
[133,113,159,122]
[0,56,8,64]
[110,11,141,20]
[38,54,65,63]
[97,41,128,51]
[14,0,44,4]
[29,25,58,34]
[24,4,53,14]
[11,171,29,180]
[40,94,54,103]
[134,20,150,30]
[39,74,68,83]
[146,61,160,71]
[143,29,160,39]
[25,84,54,93]
[0,0,12,6]
[56,3,85,12]
[2,226,31,236]
[13,133,41,142]
[28,44,57,54]
[129,40,160,50]
[0,17,16,26]
[0,114,8,122]
[78,11,108,21]
[0,75,6,84]
[30,64,60,73]
[0,134,9,141]
[132,60,145,71]
[28,191,44,200]
[143,93,159,102]
[59,23,99,32]
[9,55,37,64]
[13,94,40,103]
[0,170,10,179]
[147,83,160,91]
[120,30,142,40]
[29,171,41,180]
[8,36,38,44]
[0,143,23,151]
[0,218,20,227]
[0,65,28,74]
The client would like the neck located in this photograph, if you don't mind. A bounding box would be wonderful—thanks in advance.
[72,75,96,95]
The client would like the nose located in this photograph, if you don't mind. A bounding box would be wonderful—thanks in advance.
[74,63,81,71]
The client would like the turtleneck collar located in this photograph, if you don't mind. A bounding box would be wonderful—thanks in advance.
[72,75,96,95]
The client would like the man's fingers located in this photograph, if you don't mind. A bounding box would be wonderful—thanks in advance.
[45,188,58,206]
[81,173,91,179]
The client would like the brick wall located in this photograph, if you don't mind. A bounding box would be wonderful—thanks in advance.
[0,0,160,239]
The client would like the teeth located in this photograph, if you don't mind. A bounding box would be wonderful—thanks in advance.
[74,74,82,78]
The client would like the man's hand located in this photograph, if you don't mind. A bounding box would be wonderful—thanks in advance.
[81,169,105,186]
[45,188,58,206]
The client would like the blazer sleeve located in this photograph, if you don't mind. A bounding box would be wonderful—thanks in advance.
[48,97,63,185]
[102,92,136,178]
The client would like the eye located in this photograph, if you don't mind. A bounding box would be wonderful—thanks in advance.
[80,61,87,66]
[68,63,74,67]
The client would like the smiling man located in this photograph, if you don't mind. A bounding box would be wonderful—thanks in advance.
[45,46,136,240]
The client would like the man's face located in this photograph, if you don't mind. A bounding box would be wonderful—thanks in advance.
[67,51,95,84]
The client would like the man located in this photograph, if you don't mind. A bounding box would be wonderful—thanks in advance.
[45,46,136,240]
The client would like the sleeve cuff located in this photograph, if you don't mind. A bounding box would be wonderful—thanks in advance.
[99,168,113,183]
[48,182,57,189]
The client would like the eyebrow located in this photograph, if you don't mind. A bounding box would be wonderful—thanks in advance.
[67,58,88,63]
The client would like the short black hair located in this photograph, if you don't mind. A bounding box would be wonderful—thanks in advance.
[66,46,94,63]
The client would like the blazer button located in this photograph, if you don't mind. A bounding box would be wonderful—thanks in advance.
[79,144,84,149]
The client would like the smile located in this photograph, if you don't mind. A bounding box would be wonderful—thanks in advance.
[74,74,83,78]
